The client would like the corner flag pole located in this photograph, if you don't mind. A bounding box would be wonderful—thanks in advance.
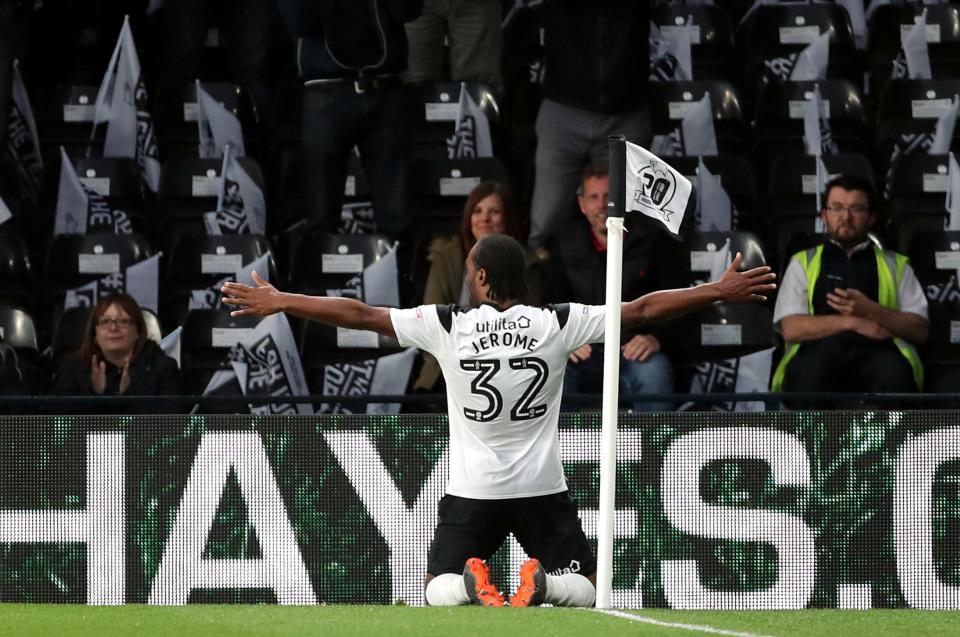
[596,135,626,609]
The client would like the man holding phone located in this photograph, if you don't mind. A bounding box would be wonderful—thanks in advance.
[771,174,929,403]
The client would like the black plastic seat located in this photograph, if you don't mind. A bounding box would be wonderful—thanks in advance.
[649,80,748,154]
[33,84,104,160]
[154,81,252,158]
[287,233,393,296]
[670,303,776,367]
[410,157,509,220]
[867,3,960,90]
[652,4,736,79]
[680,231,768,285]
[0,232,36,312]
[876,79,960,148]
[407,82,500,159]
[886,154,953,251]
[179,309,261,395]
[665,155,759,227]
[0,305,44,396]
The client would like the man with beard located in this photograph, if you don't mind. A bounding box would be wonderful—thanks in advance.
[771,175,928,401]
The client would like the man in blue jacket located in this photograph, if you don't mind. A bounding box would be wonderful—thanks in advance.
[277,0,423,239]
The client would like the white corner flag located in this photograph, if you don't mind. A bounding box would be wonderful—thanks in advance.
[196,79,245,159]
[947,152,960,230]
[93,15,161,192]
[624,141,693,237]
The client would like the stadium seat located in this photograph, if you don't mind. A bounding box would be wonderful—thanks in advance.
[0,232,37,313]
[680,230,768,286]
[298,320,402,371]
[766,153,875,218]
[669,303,776,367]
[886,154,952,251]
[156,156,266,254]
[665,155,760,228]
[407,82,500,159]
[754,80,868,163]
[649,80,749,155]
[0,305,42,378]
[163,234,275,330]
[179,309,261,396]
[867,3,960,93]
[33,84,105,160]
[652,4,737,79]
[907,230,960,274]
[875,79,960,148]
[410,157,510,220]
[287,232,393,296]
[738,3,858,95]
[154,81,252,158]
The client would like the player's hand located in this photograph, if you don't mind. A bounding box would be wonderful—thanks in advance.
[569,344,592,363]
[221,271,284,317]
[827,288,877,318]
[621,334,659,362]
[714,252,777,303]
[90,356,107,394]
[851,317,893,341]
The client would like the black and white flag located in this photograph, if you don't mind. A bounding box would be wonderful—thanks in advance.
[5,61,43,207]
[679,347,775,413]
[338,201,377,234]
[196,80,245,159]
[318,347,418,416]
[203,144,266,235]
[624,141,693,237]
[227,313,312,416]
[802,83,839,156]
[63,253,160,313]
[93,15,161,192]
[446,83,493,159]
[649,22,692,82]
[325,243,400,307]
[762,31,829,84]
[189,252,271,310]
[160,326,182,367]
[54,147,134,235]
[947,152,960,231]
[650,93,717,158]
[695,158,734,232]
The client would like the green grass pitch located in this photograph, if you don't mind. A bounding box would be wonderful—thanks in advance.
[2,606,960,637]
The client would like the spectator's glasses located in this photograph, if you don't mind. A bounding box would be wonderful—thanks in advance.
[824,203,869,215]
[96,317,134,329]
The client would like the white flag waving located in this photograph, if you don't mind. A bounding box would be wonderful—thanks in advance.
[228,313,313,415]
[93,15,161,192]
[695,158,733,232]
[649,22,693,82]
[6,61,43,206]
[325,243,399,306]
[203,145,266,235]
[160,326,182,367]
[681,347,774,413]
[446,83,493,159]
[319,348,418,416]
[681,93,718,157]
[63,254,160,312]
[930,96,959,154]
[55,147,134,235]
[802,84,838,156]
[624,141,693,237]
[196,80,245,159]
[947,152,960,230]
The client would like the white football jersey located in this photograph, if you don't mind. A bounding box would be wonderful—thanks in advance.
[391,302,606,499]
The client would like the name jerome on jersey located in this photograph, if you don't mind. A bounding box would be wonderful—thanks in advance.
[470,314,538,354]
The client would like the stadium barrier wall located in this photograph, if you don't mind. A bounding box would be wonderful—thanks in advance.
[1,411,959,608]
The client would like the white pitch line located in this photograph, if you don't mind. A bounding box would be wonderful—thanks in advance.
[589,608,777,637]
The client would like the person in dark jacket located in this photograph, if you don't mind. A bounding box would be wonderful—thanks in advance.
[528,0,651,248]
[546,164,679,412]
[51,293,183,413]
[277,0,423,239]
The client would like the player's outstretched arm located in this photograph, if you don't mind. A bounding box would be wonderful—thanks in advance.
[621,252,776,327]
[221,271,397,339]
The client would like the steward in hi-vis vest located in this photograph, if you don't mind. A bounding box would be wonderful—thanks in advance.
[771,175,928,403]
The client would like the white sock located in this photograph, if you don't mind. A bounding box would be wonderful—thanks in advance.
[425,573,470,606]
[544,573,596,607]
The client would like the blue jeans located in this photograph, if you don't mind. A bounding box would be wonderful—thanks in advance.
[563,343,674,413]
[301,83,411,238]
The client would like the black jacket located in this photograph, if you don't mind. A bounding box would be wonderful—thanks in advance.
[51,341,184,414]
[542,0,650,113]
[278,0,423,80]
[546,216,682,343]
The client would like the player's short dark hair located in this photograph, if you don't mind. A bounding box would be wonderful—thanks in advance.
[823,174,877,214]
[471,234,530,304]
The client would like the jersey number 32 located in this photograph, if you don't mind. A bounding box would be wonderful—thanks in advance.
[459,357,549,423]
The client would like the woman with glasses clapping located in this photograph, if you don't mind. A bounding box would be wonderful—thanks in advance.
[51,293,183,412]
